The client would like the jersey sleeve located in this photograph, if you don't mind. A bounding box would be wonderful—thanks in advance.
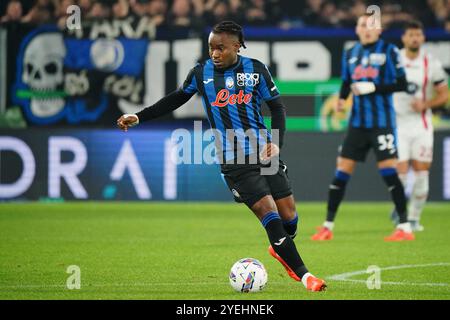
[431,58,448,86]
[258,63,280,101]
[341,49,351,82]
[181,66,198,94]
[389,45,406,78]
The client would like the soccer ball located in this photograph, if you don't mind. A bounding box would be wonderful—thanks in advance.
[229,258,268,293]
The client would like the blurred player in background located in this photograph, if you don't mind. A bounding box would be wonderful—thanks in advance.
[311,13,414,241]
[117,21,326,291]
[391,21,448,231]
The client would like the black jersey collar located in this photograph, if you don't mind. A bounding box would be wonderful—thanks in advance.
[362,39,382,49]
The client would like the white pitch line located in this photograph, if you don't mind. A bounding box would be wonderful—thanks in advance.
[2,263,449,290]
[326,262,450,287]
[0,281,293,290]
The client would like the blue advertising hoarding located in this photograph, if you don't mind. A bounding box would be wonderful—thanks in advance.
[1,129,449,201]
[0,128,231,201]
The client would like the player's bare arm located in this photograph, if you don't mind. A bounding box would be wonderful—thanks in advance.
[411,83,448,112]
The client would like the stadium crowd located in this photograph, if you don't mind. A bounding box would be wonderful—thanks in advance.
[1,0,450,31]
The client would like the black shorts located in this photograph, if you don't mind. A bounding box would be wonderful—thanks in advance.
[221,161,293,208]
[340,127,398,162]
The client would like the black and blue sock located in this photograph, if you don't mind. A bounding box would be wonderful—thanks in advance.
[379,168,408,224]
[326,170,351,222]
[262,212,308,279]
[282,213,298,239]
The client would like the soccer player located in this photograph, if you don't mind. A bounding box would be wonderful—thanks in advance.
[391,21,448,231]
[117,21,326,291]
[311,13,415,242]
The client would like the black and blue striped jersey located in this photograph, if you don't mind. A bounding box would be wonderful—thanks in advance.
[342,39,406,129]
[182,55,281,163]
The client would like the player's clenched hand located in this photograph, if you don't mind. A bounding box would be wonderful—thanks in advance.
[260,143,280,162]
[117,114,139,132]
[334,99,346,113]
[411,99,427,113]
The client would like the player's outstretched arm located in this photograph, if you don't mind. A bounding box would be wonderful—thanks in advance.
[116,89,194,131]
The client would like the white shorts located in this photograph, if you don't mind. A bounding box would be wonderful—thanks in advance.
[397,127,434,162]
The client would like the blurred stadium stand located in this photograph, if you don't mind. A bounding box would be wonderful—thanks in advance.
[1,0,450,30]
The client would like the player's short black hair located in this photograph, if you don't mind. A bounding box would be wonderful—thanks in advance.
[212,21,247,49]
[358,12,375,20]
[403,20,424,33]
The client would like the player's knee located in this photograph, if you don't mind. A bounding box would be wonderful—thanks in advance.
[377,158,398,170]
[280,198,296,217]
[337,157,356,174]
[396,161,409,175]
[412,161,431,172]
[251,196,277,218]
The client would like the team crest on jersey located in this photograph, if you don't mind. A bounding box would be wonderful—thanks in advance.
[237,73,259,86]
[369,53,386,66]
[348,57,358,64]
[226,76,234,89]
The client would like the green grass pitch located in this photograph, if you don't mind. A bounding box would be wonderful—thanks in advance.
[0,202,449,300]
